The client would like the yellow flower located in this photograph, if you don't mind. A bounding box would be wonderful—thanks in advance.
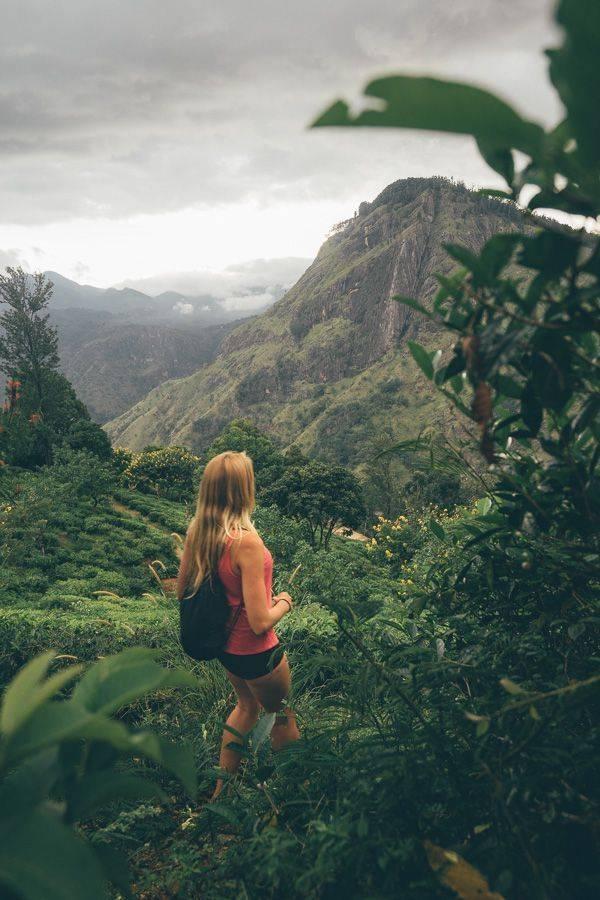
[385,549,393,558]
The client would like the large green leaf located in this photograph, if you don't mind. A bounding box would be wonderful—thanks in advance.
[92,844,132,899]
[4,703,97,762]
[429,519,446,541]
[0,651,82,738]
[479,234,521,280]
[476,138,515,185]
[67,772,167,822]
[71,647,197,715]
[77,715,198,797]
[0,749,60,826]
[7,703,197,796]
[131,732,198,797]
[0,808,109,900]
[312,76,545,158]
[548,0,600,168]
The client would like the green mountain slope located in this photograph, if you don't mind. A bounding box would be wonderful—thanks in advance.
[106,177,523,463]
[54,311,240,422]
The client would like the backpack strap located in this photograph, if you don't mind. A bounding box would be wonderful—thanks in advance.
[225,600,243,637]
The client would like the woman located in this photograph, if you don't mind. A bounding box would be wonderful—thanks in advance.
[176,450,300,798]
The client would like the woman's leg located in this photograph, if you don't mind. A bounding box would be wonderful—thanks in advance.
[247,655,300,751]
[212,669,261,799]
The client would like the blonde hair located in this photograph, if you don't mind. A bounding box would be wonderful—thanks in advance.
[185,450,256,596]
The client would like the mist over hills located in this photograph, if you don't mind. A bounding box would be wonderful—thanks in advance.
[44,264,306,422]
[105,177,524,464]
[45,270,282,324]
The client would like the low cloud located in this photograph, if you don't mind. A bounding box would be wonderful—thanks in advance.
[120,256,311,301]
[220,290,276,313]
[72,260,91,281]
[173,300,194,315]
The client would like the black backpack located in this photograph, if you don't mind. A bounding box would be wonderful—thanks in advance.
[179,573,237,661]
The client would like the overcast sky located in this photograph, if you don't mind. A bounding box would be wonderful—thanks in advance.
[0,0,561,294]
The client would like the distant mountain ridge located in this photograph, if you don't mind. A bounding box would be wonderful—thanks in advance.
[45,271,275,324]
[104,177,525,462]
[44,269,289,422]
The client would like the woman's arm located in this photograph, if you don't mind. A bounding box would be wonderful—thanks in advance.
[237,532,292,635]
[176,533,193,601]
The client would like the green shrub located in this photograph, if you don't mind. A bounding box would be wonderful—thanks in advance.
[0,603,177,680]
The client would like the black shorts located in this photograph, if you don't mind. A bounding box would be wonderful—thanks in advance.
[218,644,285,680]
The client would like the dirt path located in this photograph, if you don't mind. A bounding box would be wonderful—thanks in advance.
[334,526,369,542]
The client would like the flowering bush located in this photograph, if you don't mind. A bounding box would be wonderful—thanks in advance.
[367,511,436,576]
[112,446,133,475]
[124,446,201,500]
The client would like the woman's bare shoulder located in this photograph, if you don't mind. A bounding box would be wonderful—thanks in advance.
[236,529,264,557]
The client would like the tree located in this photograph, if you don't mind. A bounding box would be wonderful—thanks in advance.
[125,446,201,500]
[50,447,114,506]
[265,460,365,548]
[62,418,113,460]
[402,470,464,510]
[0,369,95,468]
[360,430,406,518]
[112,446,134,476]
[0,270,98,468]
[282,444,309,468]
[204,418,285,491]
[0,268,59,409]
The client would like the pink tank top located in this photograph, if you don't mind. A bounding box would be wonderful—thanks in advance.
[217,534,279,655]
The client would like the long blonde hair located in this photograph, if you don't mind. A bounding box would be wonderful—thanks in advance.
[185,450,256,596]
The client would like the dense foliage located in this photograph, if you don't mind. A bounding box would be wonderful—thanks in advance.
[0,268,111,468]
[205,418,366,544]
[307,1,600,895]
[263,458,366,547]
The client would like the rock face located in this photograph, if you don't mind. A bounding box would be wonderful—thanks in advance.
[105,177,522,463]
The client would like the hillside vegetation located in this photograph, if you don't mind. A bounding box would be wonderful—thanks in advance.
[55,311,238,423]
[106,178,523,464]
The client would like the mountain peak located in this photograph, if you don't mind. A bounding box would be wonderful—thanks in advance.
[357,175,521,223]
[107,174,525,457]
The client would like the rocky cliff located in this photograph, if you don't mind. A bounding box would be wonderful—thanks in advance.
[105,178,523,463]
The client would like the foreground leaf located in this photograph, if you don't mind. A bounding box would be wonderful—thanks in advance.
[424,840,504,900]
[0,651,82,737]
[71,647,197,715]
[0,808,109,900]
[312,76,544,159]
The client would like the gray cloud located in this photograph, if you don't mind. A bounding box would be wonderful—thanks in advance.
[0,247,30,269]
[0,1,559,225]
